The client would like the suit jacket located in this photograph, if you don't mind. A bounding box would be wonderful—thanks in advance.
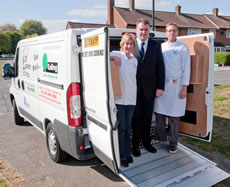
[133,39,165,100]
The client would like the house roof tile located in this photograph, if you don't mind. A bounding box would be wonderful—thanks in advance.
[204,14,230,29]
[115,7,217,29]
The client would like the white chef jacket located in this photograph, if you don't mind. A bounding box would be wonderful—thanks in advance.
[110,51,138,105]
[154,40,191,117]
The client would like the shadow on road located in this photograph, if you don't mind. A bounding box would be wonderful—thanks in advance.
[17,121,33,127]
[60,157,123,182]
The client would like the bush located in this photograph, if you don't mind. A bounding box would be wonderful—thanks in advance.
[214,52,230,65]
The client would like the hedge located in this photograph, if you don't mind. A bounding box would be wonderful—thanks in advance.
[214,52,230,65]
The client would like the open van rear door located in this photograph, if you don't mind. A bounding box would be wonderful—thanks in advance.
[178,33,214,141]
[80,27,119,173]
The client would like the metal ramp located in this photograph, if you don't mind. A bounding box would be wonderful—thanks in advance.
[119,143,230,187]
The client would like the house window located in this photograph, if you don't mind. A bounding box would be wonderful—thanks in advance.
[188,29,201,35]
[209,29,216,38]
[215,47,225,52]
[226,30,230,38]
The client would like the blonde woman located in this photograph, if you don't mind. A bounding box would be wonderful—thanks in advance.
[110,33,137,167]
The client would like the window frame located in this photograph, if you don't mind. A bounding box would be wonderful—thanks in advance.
[188,28,202,35]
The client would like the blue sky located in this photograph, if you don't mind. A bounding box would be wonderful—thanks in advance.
[0,0,229,33]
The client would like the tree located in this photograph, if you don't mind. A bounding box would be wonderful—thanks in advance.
[0,32,11,53]
[20,20,47,38]
[6,32,22,54]
[25,33,38,39]
[0,24,17,32]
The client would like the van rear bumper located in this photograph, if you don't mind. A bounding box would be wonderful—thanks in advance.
[54,119,95,161]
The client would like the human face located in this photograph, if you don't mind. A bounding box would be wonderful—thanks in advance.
[136,23,150,42]
[121,39,134,56]
[166,25,178,43]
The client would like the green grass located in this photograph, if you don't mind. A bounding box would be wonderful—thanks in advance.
[0,178,7,187]
[214,96,228,101]
[0,61,4,78]
[215,85,230,90]
[181,132,230,157]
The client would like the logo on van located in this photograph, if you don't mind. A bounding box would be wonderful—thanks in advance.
[85,35,99,48]
[42,53,58,74]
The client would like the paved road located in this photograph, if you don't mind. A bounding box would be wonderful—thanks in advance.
[214,69,230,85]
[0,79,128,187]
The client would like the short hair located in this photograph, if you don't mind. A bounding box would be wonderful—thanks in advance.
[136,18,150,27]
[166,22,178,30]
[120,33,136,52]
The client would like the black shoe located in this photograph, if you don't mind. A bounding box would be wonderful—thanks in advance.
[132,147,141,157]
[127,156,133,163]
[144,144,157,153]
[120,159,129,167]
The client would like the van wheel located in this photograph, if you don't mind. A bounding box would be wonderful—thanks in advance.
[13,100,24,125]
[46,122,67,162]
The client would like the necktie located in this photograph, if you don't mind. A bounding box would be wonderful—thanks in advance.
[140,42,145,58]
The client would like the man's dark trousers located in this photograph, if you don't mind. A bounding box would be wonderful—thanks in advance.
[132,82,154,149]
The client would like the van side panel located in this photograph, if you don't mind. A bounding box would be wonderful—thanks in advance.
[11,30,94,161]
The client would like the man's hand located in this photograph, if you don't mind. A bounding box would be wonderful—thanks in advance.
[180,85,187,99]
[156,89,164,97]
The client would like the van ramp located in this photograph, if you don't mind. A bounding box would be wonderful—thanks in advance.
[119,143,230,187]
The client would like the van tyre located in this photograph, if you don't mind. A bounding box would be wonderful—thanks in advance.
[13,100,24,125]
[46,122,68,162]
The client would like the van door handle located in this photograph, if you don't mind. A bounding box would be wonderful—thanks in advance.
[113,120,119,130]
[21,80,25,90]
[17,79,21,89]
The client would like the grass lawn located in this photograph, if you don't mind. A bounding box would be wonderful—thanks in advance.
[0,61,5,78]
[180,85,230,157]
[0,178,7,187]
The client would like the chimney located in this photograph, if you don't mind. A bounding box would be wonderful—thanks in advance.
[107,0,114,24]
[175,5,181,15]
[129,0,135,10]
[213,8,218,17]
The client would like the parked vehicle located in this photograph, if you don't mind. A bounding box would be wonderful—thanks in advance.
[0,54,14,59]
[2,63,13,79]
[3,28,229,186]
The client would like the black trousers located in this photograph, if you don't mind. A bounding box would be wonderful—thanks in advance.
[132,90,154,149]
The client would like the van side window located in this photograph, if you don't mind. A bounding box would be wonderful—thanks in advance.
[14,48,19,77]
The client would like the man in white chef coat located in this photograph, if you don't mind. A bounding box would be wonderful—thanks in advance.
[154,22,191,153]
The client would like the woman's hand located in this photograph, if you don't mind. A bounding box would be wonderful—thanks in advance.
[110,56,121,66]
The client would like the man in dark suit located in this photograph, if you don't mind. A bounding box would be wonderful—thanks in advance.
[132,18,165,157]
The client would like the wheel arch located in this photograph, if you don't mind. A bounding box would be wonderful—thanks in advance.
[10,94,14,106]
[44,118,52,134]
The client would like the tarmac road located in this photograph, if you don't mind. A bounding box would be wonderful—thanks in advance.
[214,67,230,85]
[0,79,128,187]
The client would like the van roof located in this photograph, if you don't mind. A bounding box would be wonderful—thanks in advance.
[18,27,166,45]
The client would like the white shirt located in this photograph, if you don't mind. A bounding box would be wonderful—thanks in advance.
[154,40,191,117]
[136,38,148,54]
[110,51,138,105]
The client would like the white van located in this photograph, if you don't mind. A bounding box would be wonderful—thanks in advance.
[3,27,229,186]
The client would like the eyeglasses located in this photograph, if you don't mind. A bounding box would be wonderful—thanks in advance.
[166,29,177,33]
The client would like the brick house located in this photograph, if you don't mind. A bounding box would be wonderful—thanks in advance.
[67,0,230,51]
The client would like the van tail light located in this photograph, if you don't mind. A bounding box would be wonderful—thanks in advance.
[67,83,82,127]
